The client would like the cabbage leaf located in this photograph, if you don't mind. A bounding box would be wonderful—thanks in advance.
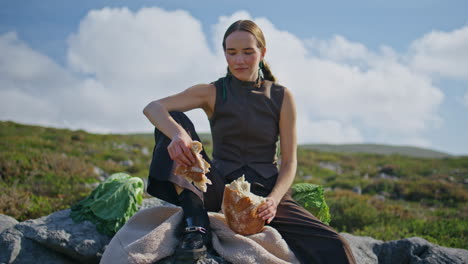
[70,172,144,235]
[291,183,331,225]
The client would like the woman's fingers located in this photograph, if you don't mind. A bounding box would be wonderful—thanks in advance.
[182,146,196,164]
[261,210,275,222]
[258,199,277,222]
[175,145,193,167]
[258,200,271,213]
[168,141,194,167]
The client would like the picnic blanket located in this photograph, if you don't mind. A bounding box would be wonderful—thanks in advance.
[100,205,299,264]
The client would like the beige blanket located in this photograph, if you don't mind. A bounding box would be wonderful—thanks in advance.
[100,206,299,264]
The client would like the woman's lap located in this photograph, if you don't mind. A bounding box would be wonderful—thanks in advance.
[269,194,356,263]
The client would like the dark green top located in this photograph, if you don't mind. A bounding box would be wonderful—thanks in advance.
[209,74,285,179]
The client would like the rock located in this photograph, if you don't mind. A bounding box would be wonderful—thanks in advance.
[93,166,108,181]
[352,185,362,195]
[0,214,18,234]
[378,172,399,180]
[0,198,175,264]
[2,199,467,264]
[372,195,386,202]
[83,182,100,189]
[119,160,134,167]
[2,209,112,263]
[341,233,468,264]
[141,147,150,156]
[377,237,468,264]
[140,197,177,210]
[341,233,380,264]
[318,162,343,174]
[0,227,76,264]
[112,142,132,152]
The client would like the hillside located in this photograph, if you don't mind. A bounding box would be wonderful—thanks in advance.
[1,121,467,249]
[301,143,452,158]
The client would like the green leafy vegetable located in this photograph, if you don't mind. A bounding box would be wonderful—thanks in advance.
[292,183,331,225]
[70,172,144,235]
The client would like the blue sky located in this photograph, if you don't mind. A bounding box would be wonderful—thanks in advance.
[1,0,467,155]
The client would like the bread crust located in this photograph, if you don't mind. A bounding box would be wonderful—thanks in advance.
[173,141,212,192]
[222,181,266,236]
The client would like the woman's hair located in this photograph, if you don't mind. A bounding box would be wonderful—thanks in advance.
[222,20,276,82]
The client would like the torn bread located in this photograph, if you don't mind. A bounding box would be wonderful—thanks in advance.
[222,176,267,236]
[173,141,212,192]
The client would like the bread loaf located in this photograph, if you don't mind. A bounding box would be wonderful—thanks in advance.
[222,176,267,235]
[173,141,212,192]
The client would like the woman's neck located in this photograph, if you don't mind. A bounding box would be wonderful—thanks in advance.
[232,72,259,82]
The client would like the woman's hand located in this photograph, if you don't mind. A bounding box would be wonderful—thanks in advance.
[257,197,279,224]
[167,132,196,167]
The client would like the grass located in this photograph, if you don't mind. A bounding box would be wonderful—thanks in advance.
[1,121,467,249]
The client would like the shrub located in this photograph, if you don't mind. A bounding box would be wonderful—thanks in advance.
[327,190,379,232]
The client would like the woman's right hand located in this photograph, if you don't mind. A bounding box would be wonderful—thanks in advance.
[167,132,196,167]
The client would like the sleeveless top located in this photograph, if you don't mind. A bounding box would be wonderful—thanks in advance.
[209,74,285,179]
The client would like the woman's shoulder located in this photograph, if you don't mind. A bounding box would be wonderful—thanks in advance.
[186,83,216,93]
[209,76,227,88]
[264,80,289,96]
[264,81,295,111]
[269,81,294,97]
[267,80,287,90]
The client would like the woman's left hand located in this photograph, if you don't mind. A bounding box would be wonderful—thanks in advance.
[257,197,279,224]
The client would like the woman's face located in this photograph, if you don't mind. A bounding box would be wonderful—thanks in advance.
[224,30,265,82]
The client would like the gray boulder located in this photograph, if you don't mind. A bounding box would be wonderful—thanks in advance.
[0,226,76,264]
[1,199,467,264]
[0,209,111,264]
[0,215,18,234]
[140,197,177,210]
[342,233,468,264]
[377,237,467,264]
[341,233,380,264]
[0,198,174,264]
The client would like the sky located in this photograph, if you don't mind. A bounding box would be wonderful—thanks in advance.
[1,0,467,155]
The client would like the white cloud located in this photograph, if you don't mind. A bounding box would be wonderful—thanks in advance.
[408,25,468,80]
[265,26,443,135]
[68,7,219,86]
[0,32,73,128]
[296,116,364,144]
[65,7,225,133]
[0,7,456,149]
[0,89,58,125]
[1,7,223,133]
[306,35,372,63]
[0,30,149,132]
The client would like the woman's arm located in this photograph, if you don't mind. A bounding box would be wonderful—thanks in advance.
[258,87,297,223]
[143,83,215,166]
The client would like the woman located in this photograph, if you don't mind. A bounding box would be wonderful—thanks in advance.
[143,20,356,264]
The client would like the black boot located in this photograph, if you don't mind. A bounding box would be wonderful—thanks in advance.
[174,190,212,261]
